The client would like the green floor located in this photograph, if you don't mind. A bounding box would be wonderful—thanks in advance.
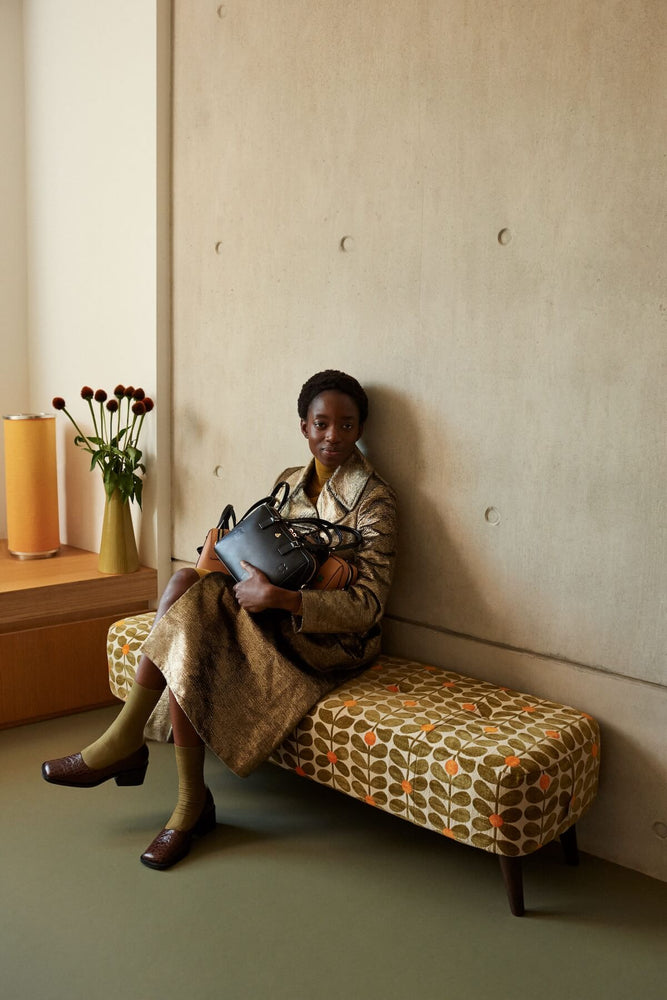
[3,707,667,1000]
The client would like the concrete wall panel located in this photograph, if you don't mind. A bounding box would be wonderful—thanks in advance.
[173,0,666,877]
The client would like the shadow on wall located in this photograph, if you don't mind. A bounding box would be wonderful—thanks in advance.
[362,383,497,647]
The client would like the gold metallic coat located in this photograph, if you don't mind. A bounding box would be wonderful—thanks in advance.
[142,449,397,776]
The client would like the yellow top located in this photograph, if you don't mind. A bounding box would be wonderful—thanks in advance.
[305,459,334,504]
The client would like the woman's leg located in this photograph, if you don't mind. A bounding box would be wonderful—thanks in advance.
[139,691,215,870]
[43,569,201,782]
[165,692,208,827]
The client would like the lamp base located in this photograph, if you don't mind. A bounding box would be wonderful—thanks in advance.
[8,547,60,560]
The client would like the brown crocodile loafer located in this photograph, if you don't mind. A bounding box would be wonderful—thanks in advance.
[41,745,149,788]
[140,788,216,870]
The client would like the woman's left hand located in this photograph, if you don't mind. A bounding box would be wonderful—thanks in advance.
[233,562,302,615]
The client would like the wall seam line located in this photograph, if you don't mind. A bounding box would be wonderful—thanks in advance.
[385,614,666,692]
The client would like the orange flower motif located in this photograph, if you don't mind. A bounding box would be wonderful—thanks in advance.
[371,664,383,671]
[442,828,455,839]
[343,699,357,707]
[522,705,536,713]
[401,779,413,795]
[445,759,459,776]
[504,755,521,767]
[441,681,456,688]
[423,666,437,672]
[327,751,338,764]
[403,700,417,707]
[421,723,436,732]
[121,643,130,656]
[462,703,477,712]
[483,726,498,733]
[295,766,306,777]
[591,743,599,757]
[365,794,375,806]
[364,731,377,746]
[539,774,551,791]
[489,814,504,828]
[387,684,399,693]
[545,730,561,739]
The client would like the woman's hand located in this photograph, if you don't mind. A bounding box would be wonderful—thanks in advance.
[233,562,302,615]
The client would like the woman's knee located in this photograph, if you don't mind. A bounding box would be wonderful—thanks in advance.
[160,567,200,607]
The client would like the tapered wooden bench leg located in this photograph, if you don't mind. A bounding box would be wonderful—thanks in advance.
[560,823,579,866]
[498,856,525,916]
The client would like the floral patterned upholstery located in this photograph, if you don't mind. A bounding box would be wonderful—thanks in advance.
[108,615,600,858]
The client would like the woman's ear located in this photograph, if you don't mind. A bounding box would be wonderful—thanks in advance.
[300,418,309,438]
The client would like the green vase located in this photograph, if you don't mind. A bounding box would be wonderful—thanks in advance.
[98,489,140,574]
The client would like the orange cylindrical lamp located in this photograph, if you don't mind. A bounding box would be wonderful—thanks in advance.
[3,414,60,559]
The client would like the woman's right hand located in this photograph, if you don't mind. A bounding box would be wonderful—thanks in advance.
[233,562,302,615]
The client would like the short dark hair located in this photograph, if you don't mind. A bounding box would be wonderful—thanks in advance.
[297,370,368,424]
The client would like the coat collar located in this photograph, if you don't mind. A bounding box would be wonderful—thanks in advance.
[289,447,374,513]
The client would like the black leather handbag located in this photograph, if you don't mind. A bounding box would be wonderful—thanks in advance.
[213,482,362,590]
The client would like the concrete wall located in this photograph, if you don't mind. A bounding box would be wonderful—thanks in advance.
[0,0,29,532]
[0,0,170,581]
[171,0,666,880]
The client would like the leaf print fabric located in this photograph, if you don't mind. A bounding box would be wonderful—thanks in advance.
[108,621,600,857]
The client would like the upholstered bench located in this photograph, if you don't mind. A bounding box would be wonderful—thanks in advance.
[107,613,601,916]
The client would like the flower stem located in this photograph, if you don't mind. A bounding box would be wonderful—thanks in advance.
[86,398,100,440]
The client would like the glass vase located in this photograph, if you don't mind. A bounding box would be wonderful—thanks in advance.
[98,488,140,574]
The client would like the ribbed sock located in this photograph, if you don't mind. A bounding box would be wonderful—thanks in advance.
[81,681,163,769]
[166,744,207,831]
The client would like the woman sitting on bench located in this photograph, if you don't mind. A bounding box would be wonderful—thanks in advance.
[42,369,398,870]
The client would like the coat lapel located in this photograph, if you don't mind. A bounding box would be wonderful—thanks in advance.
[282,448,374,520]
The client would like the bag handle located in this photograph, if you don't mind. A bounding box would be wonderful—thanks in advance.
[215,503,237,531]
[238,480,291,522]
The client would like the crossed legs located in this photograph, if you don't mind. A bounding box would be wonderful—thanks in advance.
[42,568,215,869]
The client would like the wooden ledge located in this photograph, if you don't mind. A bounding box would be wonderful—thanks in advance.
[0,540,157,633]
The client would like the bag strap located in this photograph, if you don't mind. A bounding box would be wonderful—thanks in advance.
[285,516,363,552]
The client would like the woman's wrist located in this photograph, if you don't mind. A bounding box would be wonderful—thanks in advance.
[280,589,302,615]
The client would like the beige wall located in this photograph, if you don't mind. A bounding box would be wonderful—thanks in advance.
[0,0,29,533]
[0,0,170,580]
[172,1,666,880]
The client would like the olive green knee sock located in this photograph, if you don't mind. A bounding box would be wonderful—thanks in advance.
[81,681,163,769]
[166,744,207,831]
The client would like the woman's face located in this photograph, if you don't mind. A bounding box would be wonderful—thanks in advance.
[300,390,363,469]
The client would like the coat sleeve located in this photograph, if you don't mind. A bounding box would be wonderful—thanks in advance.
[295,480,398,635]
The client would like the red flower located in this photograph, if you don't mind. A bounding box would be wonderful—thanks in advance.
[114,384,125,398]
[133,387,145,401]
[106,399,119,413]
[94,389,108,403]
[143,397,154,413]
[132,401,146,416]
[124,386,135,398]
[52,397,66,410]
[80,386,94,400]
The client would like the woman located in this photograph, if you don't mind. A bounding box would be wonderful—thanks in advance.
[42,370,398,870]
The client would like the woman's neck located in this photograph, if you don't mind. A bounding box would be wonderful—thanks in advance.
[306,459,334,502]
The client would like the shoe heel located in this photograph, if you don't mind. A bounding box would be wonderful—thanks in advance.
[194,802,217,837]
[197,810,217,836]
[115,765,148,787]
